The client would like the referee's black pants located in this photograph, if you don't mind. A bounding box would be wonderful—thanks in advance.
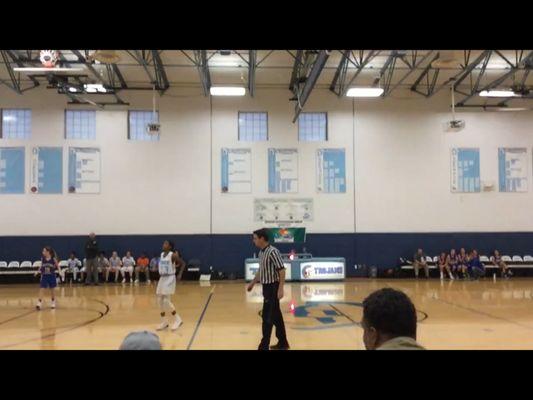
[259,282,288,350]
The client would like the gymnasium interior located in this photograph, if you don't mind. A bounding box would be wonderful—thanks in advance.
[1,49,533,350]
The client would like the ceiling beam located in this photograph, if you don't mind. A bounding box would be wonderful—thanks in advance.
[456,50,533,106]
[151,50,169,93]
[330,50,379,97]
[0,50,22,94]
[385,51,435,96]
[248,50,257,97]
[194,50,211,96]
[292,50,330,122]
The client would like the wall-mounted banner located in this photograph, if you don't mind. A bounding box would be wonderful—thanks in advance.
[268,148,298,193]
[221,148,252,193]
[254,198,313,223]
[316,148,346,193]
[68,147,101,194]
[498,148,527,192]
[30,147,63,194]
[0,147,25,194]
[267,227,306,243]
[451,148,480,193]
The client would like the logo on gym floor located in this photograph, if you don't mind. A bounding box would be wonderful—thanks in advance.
[291,301,363,330]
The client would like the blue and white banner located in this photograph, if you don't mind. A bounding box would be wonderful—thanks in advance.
[68,147,101,194]
[268,148,298,193]
[498,148,527,192]
[451,148,480,193]
[221,148,252,193]
[0,147,25,194]
[300,261,345,281]
[316,148,346,193]
[30,147,63,194]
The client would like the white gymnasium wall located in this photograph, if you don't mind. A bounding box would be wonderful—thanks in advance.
[1,86,533,236]
[354,97,533,232]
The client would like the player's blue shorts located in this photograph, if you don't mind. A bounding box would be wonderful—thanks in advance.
[40,274,57,289]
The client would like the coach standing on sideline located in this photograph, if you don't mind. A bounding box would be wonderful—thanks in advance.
[84,232,99,286]
[247,228,290,350]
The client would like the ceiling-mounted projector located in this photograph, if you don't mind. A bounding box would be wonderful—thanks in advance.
[147,123,161,134]
[447,119,465,130]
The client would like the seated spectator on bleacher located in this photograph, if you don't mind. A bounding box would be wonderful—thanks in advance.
[97,252,110,280]
[492,250,512,279]
[457,248,469,279]
[149,254,160,275]
[413,248,429,279]
[438,252,454,280]
[107,251,122,283]
[361,288,425,350]
[135,253,151,284]
[468,249,485,280]
[80,258,87,283]
[447,248,458,278]
[121,251,135,283]
[66,252,82,282]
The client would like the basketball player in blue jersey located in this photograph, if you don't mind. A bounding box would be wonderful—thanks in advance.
[156,240,183,331]
[35,246,59,310]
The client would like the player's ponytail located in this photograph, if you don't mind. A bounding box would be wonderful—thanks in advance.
[44,246,57,260]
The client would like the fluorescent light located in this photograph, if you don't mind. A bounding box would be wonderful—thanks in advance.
[13,67,85,72]
[479,90,520,98]
[84,83,107,93]
[346,87,384,97]
[3,116,16,122]
[210,87,246,96]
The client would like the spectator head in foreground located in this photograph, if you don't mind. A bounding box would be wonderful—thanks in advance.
[119,331,162,350]
[361,288,425,350]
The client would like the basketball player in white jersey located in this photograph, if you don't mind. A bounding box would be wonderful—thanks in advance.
[156,240,183,331]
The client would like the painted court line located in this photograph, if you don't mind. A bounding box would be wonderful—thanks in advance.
[186,285,216,350]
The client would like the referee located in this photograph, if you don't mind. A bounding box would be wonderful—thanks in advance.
[247,228,290,350]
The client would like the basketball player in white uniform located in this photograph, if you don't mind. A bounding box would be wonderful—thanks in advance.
[156,240,183,331]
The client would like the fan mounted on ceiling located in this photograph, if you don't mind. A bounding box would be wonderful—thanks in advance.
[88,50,122,64]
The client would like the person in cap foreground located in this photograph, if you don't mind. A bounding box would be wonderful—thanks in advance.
[119,331,162,350]
[361,287,425,350]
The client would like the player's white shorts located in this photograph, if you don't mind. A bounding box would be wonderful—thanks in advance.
[157,275,176,296]
[121,266,134,274]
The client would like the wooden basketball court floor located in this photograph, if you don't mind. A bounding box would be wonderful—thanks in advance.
[1,278,533,350]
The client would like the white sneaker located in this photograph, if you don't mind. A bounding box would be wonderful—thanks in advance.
[134,279,139,284]
[51,300,56,309]
[449,274,455,280]
[156,321,169,331]
[440,273,444,280]
[146,279,151,284]
[122,278,126,283]
[36,300,42,310]
[171,317,183,331]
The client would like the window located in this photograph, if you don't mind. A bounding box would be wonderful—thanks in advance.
[298,112,327,141]
[1,109,31,139]
[65,110,96,140]
[128,110,160,141]
[238,112,268,141]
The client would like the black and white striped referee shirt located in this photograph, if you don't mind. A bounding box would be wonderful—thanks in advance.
[258,244,286,284]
